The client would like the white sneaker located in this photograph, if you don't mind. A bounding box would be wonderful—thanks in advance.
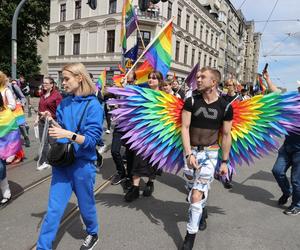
[105,129,111,134]
[98,145,107,155]
[37,162,51,171]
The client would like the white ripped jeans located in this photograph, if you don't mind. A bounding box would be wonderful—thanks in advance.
[183,147,219,234]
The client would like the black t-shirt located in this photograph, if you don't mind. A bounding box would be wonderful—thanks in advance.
[183,94,233,130]
[223,93,241,103]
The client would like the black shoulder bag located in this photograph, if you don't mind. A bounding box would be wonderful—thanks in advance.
[47,100,91,167]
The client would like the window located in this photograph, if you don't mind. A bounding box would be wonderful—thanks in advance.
[215,37,218,49]
[175,41,180,62]
[177,8,182,27]
[73,34,80,55]
[167,1,172,20]
[200,25,203,40]
[209,57,212,67]
[184,45,188,64]
[191,48,195,66]
[75,1,81,19]
[214,59,217,68]
[109,0,117,14]
[186,14,190,32]
[137,31,151,54]
[60,4,66,22]
[205,30,209,44]
[59,35,65,56]
[198,51,201,63]
[107,30,115,53]
[204,54,207,66]
[210,33,214,47]
[193,19,197,36]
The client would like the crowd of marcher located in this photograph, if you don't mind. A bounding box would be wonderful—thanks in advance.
[0,63,299,250]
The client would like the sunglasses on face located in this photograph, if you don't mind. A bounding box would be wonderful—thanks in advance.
[148,76,158,80]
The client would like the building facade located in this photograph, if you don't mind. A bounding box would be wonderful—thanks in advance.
[48,0,221,86]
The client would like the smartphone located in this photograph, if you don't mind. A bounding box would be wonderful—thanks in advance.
[263,63,268,73]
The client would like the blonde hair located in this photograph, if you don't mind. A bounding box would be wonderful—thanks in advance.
[62,63,95,96]
[225,78,237,87]
[0,71,8,89]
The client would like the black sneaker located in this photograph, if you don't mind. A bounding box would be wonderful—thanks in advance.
[80,234,99,250]
[111,174,125,185]
[283,206,300,216]
[181,232,196,250]
[143,181,154,197]
[24,137,30,147]
[124,186,139,202]
[223,180,233,189]
[278,194,291,206]
[199,207,208,231]
[96,154,103,169]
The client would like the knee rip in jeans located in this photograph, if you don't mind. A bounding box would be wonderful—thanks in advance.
[191,191,206,204]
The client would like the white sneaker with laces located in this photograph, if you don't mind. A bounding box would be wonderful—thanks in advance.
[98,145,107,154]
[37,162,51,171]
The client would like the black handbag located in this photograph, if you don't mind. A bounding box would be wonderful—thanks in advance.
[47,100,91,167]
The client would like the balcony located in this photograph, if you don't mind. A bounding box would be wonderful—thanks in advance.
[134,6,161,24]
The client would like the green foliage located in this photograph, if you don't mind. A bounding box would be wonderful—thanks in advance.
[0,0,50,79]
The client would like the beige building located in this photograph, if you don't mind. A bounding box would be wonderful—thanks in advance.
[47,0,221,85]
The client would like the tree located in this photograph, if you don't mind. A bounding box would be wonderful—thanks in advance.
[0,0,50,79]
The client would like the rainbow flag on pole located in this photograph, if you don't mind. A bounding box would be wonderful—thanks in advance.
[144,20,173,79]
[96,69,106,95]
[121,0,138,52]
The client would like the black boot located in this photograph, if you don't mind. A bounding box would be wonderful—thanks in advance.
[199,207,208,231]
[182,232,196,250]
[124,185,139,202]
[143,181,154,197]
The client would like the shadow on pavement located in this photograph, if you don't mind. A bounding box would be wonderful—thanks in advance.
[156,172,187,195]
[95,193,224,248]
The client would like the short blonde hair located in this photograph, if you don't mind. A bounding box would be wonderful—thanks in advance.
[225,79,237,87]
[0,71,8,89]
[62,63,95,96]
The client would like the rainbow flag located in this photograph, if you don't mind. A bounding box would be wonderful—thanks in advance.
[13,103,26,126]
[144,21,172,78]
[257,74,267,94]
[121,0,138,52]
[112,74,125,87]
[96,69,106,95]
[0,108,22,159]
[135,60,153,84]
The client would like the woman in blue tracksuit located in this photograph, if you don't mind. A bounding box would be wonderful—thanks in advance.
[37,63,103,250]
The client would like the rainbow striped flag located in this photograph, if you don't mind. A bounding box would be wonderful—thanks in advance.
[121,0,138,52]
[96,69,106,95]
[144,20,172,79]
[13,103,26,126]
[135,60,153,85]
[0,108,22,159]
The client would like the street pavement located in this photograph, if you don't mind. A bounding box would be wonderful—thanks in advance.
[0,97,299,250]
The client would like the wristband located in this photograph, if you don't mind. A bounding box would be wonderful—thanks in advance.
[71,133,77,141]
[185,153,193,159]
[221,159,229,164]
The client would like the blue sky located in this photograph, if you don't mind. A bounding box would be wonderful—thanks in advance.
[231,0,300,90]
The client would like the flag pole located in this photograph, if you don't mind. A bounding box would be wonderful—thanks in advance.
[124,16,175,79]
[135,19,146,50]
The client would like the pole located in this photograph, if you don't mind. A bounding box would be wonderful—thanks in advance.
[11,0,28,79]
[125,16,175,79]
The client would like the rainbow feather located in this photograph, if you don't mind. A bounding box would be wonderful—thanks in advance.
[108,86,184,173]
[108,86,300,173]
[0,107,22,160]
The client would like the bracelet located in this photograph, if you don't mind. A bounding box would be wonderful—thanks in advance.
[185,153,193,159]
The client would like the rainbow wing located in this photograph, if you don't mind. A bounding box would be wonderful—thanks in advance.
[0,108,22,159]
[108,86,184,173]
[228,91,300,168]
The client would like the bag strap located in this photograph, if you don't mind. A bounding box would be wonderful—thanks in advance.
[75,100,91,133]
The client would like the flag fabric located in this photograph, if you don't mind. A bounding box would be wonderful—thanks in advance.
[185,62,199,90]
[135,60,153,84]
[124,44,138,62]
[121,0,138,52]
[118,64,126,74]
[144,21,172,79]
[112,74,125,87]
[96,69,106,94]
[257,74,267,94]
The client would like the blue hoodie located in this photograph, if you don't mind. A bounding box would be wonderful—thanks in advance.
[56,95,103,161]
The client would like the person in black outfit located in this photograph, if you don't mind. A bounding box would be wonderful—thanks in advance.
[171,78,185,99]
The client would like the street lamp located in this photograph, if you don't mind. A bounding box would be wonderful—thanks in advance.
[11,0,28,79]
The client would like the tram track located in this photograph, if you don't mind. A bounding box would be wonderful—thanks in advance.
[28,173,114,250]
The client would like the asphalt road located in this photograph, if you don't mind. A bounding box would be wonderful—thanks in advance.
[0,98,299,250]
